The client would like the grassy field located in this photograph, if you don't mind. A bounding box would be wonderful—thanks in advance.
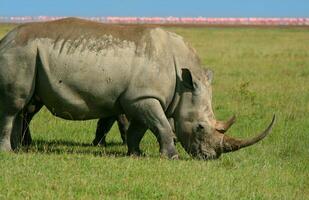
[0,24,308,199]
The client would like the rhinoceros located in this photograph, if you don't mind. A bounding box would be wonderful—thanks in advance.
[0,18,275,159]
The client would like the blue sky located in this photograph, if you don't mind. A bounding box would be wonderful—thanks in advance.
[1,0,308,17]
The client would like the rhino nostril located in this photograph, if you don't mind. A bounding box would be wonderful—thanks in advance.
[197,123,204,131]
[195,123,205,132]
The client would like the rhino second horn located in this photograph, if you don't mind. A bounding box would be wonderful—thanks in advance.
[221,114,276,153]
[215,115,236,133]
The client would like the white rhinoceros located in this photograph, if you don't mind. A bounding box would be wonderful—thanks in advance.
[0,18,275,159]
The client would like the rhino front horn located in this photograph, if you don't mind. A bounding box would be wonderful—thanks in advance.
[215,115,236,133]
[221,114,276,153]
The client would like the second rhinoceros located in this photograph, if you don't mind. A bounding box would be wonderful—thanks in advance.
[0,18,275,159]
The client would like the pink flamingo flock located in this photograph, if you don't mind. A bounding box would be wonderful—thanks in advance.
[0,16,308,25]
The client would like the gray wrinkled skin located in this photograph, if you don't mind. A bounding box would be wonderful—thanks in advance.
[0,18,274,159]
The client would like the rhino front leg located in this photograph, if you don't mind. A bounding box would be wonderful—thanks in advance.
[167,118,177,144]
[125,99,178,159]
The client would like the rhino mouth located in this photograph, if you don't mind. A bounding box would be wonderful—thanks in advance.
[196,142,222,160]
[193,151,220,160]
[185,139,221,160]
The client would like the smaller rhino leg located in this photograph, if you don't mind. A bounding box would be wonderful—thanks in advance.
[10,113,24,150]
[92,117,116,146]
[117,114,129,144]
[21,114,32,146]
[126,120,147,156]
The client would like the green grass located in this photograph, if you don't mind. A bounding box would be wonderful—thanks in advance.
[0,24,309,199]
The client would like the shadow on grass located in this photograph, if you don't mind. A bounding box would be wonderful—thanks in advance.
[22,139,128,158]
[34,139,93,147]
[22,139,193,160]
[33,139,124,147]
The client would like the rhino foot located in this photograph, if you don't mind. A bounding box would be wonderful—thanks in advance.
[127,149,144,157]
[160,145,179,159]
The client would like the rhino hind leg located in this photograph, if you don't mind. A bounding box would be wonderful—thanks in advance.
[92,116,117,146]
[0,105,32,151]
[0,90,36,151]
[0,54,37,151]
[0,114,16,151]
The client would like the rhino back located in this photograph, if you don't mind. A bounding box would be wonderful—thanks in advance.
[14,18,148,47]
[9,19,177,119]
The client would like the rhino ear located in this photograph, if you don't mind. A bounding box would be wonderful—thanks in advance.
[181,68,197,90]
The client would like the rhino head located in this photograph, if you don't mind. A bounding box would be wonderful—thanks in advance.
[172,68,275,160]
